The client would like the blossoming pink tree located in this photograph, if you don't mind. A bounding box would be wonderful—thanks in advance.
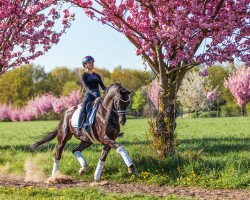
[0,90,81,121]
[149,79,160,110]
[224,67,250,116]
[70,0,249,155]
[0,0,73,75]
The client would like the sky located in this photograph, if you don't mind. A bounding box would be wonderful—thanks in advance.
[33,7,147,73]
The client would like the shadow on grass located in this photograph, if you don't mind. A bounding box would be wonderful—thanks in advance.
[1,136,248,155]
[119,141,149,146]
[0,142,101,153]
[178,137,250,154]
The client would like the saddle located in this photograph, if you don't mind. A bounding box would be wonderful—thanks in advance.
[71,97,101,129]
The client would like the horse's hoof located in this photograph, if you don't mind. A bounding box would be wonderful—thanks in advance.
[79,166,87,175]
[128,165,136,174]
[118,132,124,137]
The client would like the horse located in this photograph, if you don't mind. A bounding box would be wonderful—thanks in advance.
[31,82,135,181]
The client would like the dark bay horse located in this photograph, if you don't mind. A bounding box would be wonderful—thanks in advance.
[32,82,135,181]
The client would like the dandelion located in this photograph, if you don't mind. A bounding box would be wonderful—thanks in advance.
[48,187,56,191]
[26,186,33,190]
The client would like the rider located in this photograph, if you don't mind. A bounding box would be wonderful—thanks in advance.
[77,56,107,135]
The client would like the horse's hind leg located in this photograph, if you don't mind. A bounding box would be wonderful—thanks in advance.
[52,139,66,177]
[94,145,111,181]
[52,130,72,177]
[72,141,92,175]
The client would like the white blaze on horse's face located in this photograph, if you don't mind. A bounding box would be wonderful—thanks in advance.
[115,88,131,125]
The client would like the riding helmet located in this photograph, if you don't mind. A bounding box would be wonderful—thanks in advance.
[82,56,95,67]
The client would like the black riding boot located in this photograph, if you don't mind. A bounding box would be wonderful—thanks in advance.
[76,113,86,136]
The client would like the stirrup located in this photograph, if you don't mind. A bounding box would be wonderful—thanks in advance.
[76,128,82,136]
[84,124,91,133]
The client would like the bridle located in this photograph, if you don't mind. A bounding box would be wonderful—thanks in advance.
[101,94,130,116]
[114,95,130,115]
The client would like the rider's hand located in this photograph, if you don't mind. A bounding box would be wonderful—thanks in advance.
[92,92,99,98]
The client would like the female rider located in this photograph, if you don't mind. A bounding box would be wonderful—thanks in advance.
[77,56,107,135]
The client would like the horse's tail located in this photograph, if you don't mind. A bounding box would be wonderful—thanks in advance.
[31,129,58,150]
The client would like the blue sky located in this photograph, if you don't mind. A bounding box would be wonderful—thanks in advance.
[33,7,146,73]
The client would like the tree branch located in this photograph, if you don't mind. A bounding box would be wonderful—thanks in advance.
[212,0,225,19]
[167,62,199,75]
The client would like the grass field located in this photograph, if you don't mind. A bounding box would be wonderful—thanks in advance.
[0,186,191,200]
[0,117,249,198]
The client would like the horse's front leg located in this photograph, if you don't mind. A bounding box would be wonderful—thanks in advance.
[116,146,136,174]
[102,136,135,174]
[94,145,111,181]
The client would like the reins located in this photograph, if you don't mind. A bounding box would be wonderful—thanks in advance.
[100,95,130,115]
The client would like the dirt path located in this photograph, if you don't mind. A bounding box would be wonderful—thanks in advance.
[0,178,249,200]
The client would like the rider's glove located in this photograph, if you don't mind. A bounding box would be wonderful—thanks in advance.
[92,92,99,98]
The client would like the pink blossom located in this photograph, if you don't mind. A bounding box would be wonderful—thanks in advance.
[0,1,74,75]
[69,0,249,69]
[149,79,160,110]
[199,70,208,77]
[224,67,250,107]
[65,90,82,107]
[52,98,67,114]
[0,90,81,121]
[10,109,20,122]
[0,105,11,121]
[207,91,217,102]
[26,93,55,118]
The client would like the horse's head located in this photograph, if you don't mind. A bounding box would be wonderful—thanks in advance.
[106,82,131,125]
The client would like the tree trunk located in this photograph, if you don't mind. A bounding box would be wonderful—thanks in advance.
[241,106,245,117]
[216,99,220,117]
[0,65,3,77]
[155,98,176,156]
[152,67,187,157]
[195,110,199,118]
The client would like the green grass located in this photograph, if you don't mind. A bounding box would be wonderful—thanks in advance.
[0,117,249,190]
[0,187,191,200]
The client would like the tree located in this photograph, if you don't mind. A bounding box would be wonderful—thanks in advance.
[224,66,250,116]
[0,64,54,107]
[207,65,234,104]
[111,66,151,91]
[178,71,210,118]
[30,64,53,97]
[46,66,74,96]
[0,65,34,107]
[0,0,73,75]
[0,89,81,121]
[70,0,250,155]
[62,81,81,96]
[132,89,146,116]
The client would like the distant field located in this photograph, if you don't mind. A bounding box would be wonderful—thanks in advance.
[0,117,249,191]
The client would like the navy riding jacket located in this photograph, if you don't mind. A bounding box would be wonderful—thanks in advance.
[81,72,107,95]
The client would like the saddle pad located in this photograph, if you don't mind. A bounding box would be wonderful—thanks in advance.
[71,97,101,128]
[71,105,82,128]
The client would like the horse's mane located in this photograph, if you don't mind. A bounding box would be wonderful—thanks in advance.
[102,82,123,99]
